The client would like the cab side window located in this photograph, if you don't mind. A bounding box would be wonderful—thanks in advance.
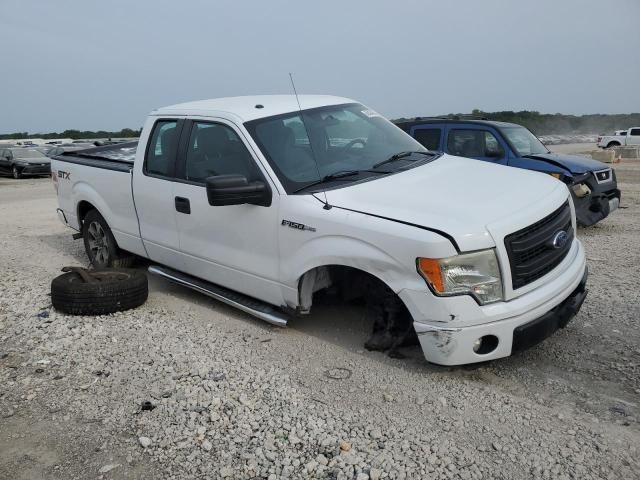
[447,129,504,158]
[145,120,178,177]
[184,122,260,184]
[413,128,442,150]
[630,128,640,136]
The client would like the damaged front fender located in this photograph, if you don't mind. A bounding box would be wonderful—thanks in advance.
[570,185,620,226]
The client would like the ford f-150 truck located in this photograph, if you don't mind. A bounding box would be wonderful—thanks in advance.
[396,119,620,227]
[52,96,588,365]
[597,127,640,148]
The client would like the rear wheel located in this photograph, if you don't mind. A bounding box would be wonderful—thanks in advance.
[82,209,135,268]
[606,142,620,149]
[12,166,21,179]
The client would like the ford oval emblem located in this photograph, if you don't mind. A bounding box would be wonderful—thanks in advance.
[551,230,569,249]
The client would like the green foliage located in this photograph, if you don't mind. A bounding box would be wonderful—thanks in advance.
[394,111,640,135]
[0,128,142,141]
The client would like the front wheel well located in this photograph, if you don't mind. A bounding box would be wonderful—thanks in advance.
[297,265,402,313]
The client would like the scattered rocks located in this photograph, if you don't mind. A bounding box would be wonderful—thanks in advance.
[1,179,640,479]
[98,464,120,474]
[138,437,152,448]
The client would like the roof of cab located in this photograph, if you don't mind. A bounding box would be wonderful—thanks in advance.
[151,95,356,123]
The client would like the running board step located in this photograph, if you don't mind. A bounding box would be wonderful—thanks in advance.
[148,265,288,327]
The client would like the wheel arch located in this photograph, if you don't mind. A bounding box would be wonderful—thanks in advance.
[294,263,410,314]
[77,200,97,227]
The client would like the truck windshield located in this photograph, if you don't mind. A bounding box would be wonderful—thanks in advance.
[245,103,427,193]
[501,127,549,156]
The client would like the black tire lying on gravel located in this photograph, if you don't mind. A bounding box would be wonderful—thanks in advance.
[51,269,148,315]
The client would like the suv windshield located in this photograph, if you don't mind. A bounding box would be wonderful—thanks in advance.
[501,126,549,156]
[245,103,428,193]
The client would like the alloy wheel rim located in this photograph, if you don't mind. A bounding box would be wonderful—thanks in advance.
[87,221,109,265]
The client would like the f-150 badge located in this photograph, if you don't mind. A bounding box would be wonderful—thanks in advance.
[281,219,316,232]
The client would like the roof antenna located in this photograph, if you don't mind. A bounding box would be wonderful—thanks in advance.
[288,73,331,210]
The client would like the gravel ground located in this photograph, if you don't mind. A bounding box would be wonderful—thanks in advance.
[1,158,639,479]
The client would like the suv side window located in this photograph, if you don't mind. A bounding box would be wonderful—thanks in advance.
[447,129,504,158]
[145,120,178,177]
[413,128,442,150]
[184,122,260,184]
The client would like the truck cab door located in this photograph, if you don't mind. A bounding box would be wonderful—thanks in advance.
[171,119,283,306]
[131,117,184,271]
[444,127,508,165]
[627,128,640,145]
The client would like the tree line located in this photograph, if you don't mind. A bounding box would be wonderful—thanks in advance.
[3,111,640,139]
[393,110,640,135]
[0,128,141,140]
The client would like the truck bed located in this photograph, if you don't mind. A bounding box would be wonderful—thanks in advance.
[53,141,138,172]
[52,141,147,258]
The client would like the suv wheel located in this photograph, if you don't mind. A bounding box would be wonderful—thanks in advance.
[12,166,21,179]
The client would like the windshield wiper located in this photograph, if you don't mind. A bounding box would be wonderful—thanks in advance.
[372,150,434,169]
[292,169,389,194]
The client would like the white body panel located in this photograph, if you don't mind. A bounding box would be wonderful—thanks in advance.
[52,95,588,365]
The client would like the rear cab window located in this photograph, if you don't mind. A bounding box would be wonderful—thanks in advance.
[145,120,179,178]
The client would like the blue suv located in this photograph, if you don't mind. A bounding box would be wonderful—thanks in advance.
[395,119,620,226]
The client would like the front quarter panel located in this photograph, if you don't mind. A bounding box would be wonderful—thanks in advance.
[277,194,457,308]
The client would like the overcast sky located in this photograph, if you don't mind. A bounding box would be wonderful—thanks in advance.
[1,0,639,133]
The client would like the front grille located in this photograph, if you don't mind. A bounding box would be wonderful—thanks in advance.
[504,201,573,289]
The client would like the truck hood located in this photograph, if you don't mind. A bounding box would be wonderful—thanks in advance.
[324,155,567,252]
[523,152,607,174]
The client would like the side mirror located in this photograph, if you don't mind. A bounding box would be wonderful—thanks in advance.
[205,175,271,207]
[485,149,503,158]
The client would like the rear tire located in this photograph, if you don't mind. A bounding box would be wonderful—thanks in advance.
[51,268,148,315]
[12,166,21,179]
[82,209,135,268]
[606,142,620,149]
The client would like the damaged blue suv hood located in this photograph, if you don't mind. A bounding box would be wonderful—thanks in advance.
[524,153,608,174]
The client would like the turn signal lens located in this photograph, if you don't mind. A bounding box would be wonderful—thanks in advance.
[417,258,445,293]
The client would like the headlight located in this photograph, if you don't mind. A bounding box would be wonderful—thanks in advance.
[417,249,503,304]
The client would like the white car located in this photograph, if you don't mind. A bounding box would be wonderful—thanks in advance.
[597,127,640,148]
[51,95,588,365]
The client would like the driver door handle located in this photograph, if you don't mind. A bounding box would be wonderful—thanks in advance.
[175,196,191,214]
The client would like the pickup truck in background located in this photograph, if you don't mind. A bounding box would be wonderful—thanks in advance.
[396,119,620,226]
[52,95,588,366]
[597,127,640,148]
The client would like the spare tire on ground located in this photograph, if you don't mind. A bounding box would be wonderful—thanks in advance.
[51,267,148,315]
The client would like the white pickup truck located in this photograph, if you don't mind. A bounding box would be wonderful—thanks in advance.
[597,127,640,148]
[52,95,588,365]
